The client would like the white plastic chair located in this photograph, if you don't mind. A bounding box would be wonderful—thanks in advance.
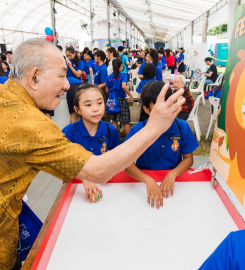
[189,76,206,105]
[206,73,223,92]
[187,94,202,141]
[206,96,220,139]
[184,64,190,78]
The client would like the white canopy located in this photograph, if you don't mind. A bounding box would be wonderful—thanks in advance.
[0,0,223,46]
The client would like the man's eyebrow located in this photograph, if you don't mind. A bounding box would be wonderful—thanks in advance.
[62,67,68,71]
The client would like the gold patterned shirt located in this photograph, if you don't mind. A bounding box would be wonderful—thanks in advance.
[0,79,92,270]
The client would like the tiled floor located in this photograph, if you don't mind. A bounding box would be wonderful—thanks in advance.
[26,93,210,222]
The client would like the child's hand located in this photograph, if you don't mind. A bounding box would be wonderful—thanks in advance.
[145,178,163,209]
[82,180,103,203]
[160,171,177,198]
[66,59,72,68]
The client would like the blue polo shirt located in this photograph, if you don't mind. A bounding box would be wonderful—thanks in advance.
[82,60,88,74]
[106,71,127,98]
[87,59,98,74]
[137,78,156,94]
[0,76,8,84]
[198,230,245,270]
[161,56,167,69]
[62,120,121,155]
[67,59,83,78]
[125,118,198,170]
[138,61,163,81]
[94,63,108,85]
[137,57,144,63]
[179,52,184,62]
[119,53,128,74]
[67,77,82,85]
[5,70,9,77]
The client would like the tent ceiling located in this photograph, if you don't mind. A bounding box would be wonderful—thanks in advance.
[0,0,222,44]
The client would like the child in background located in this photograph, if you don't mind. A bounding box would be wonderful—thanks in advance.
[158,50,168,73]
[65,46,84,123]
[0,63,8,84]
[137,63,156,98]
[129,63,138,86]
[177,48,185,75]
[136,61,142,69]
[125,81,198,208]
[84,50,98,84]
[104,58,134,136]
[1,61,10,77]
[62,84,121,202]
[94,50,108,90]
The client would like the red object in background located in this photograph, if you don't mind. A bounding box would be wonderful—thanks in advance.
[56,32,58,39]
[45,35,53,42]
[166,55,175,67]
[82,73,86,82]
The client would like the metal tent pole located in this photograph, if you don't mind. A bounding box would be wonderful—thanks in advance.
[90,0,93,49]
[107,1,111,45]
[50,0,57,45]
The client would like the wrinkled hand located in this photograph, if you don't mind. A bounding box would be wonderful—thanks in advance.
[82,180,103,203]
[145,178,163,209]
[147,84,185,136]
[160,171,176,198]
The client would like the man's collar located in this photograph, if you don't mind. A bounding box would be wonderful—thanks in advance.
[5,79,37,107]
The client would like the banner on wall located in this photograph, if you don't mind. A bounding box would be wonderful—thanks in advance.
[209,4,245,208]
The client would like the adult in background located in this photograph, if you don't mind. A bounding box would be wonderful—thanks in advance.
[66,46,84,123]
[2,61,10,77]
[173,75,194,121]
[199,57,218,88]
[0,38,186,270]
[165,49,176,74]
[6,51,13,67]
[137,50,145,63]
[0,63,8,84]
[118,46,129,75]
[106,47,118,75]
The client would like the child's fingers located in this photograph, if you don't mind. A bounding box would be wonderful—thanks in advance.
[171,185,174,196]
[156,195,160,210]
[147,193,151,205]
[92,189,98,202]
[159,194,164,207]
[151,194,155,208]
[165,186,170,198]
[96,186,103,199]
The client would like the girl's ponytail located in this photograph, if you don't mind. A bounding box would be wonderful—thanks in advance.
[86,50,94,60]
[150,49,159,66]
[112,58,122,79]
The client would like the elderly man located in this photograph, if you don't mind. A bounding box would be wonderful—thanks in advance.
[173,75,194,120]
[0,39,185,270]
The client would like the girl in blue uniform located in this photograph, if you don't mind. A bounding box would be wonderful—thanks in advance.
[66,47,84,123]
[158,50,167,72]
[62,84,121,202]
[84,50,98,84]
[94,50,108,90]
[137,63,156,98]
[104,58,134,136]
[125,81,198,208]
[0,63,8,84]
[138,50,163,81]
[1,61,10,77]
[177,48,185,75]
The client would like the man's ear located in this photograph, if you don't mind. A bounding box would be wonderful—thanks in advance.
[28,68,40,91]
[143,105,150,115]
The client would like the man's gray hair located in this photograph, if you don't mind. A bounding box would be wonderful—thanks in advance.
[10,38,58,79]
[175,75,186,85]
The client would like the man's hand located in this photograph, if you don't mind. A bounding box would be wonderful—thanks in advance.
[82,180,103,202]
[160,171,177,198]
[147,84,185,136]
[199,71,204,75]
[145,178,163,209]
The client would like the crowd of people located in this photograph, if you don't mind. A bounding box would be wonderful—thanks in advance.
[0,37,242,270]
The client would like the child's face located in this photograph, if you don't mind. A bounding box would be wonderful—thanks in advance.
[75,89,105,124]
[66,51,75,60]
[94,55,99,64]
[1,62,6,70]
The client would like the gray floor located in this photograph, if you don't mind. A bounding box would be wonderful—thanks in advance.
[26,93,211,223]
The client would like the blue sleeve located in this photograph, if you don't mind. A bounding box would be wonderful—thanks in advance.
[138,63,144,75]
[87,60,92,69]
[105,76,110,88]
[77,61,83,71]
[198,230,245,270]
[101,68,108,83]
[136,81,143,94]
[180,120,199,154]
[121,73,127,84]
[108,124,121,150]
[62,123,75,143]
